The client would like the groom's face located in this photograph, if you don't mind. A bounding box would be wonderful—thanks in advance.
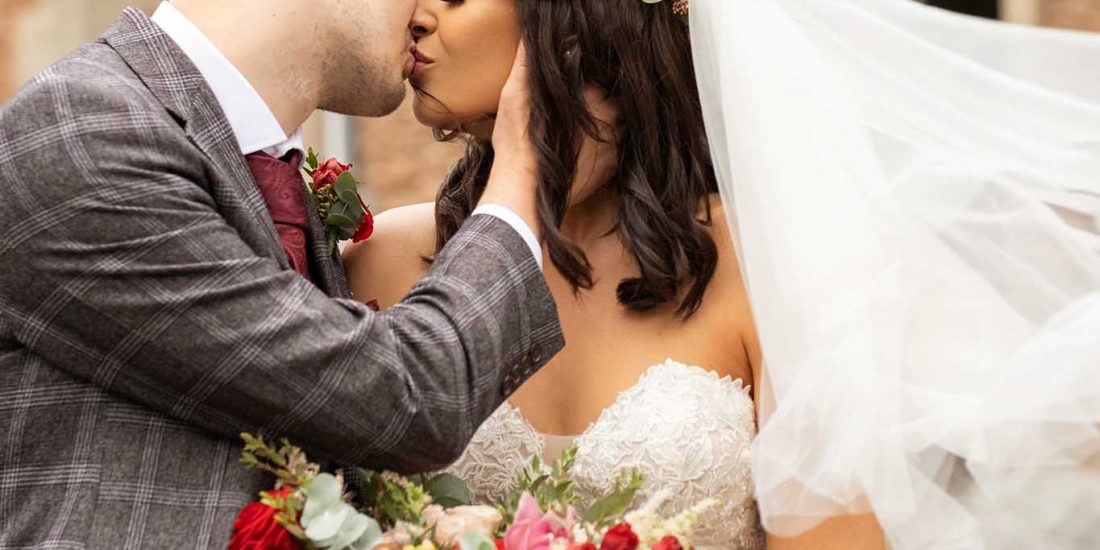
[319,0,418,117]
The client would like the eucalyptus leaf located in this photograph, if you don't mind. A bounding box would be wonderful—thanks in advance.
[458,531,497,550]
[328,201,364,226]
[334,173,361,203]
[325,212,357,231]
[349,518,384,550]
[425,473,473,509]
[335,198,365,221]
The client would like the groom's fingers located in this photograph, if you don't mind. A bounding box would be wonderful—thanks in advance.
[492,40,534,165]
[504,41,529,93]
[496,41,530,144]
[481,40,541,242]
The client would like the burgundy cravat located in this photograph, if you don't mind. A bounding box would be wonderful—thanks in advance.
[244,151,312,280]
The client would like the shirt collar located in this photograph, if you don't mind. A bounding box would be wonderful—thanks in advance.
[150,1,303,159]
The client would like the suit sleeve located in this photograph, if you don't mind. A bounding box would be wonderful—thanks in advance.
[0,74,563,473]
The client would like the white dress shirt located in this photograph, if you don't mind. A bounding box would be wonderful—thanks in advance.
[150,1,543,269]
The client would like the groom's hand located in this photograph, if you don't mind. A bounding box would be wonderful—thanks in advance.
[480,42,541,241]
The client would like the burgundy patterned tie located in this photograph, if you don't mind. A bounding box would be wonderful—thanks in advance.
[244,151,312,280]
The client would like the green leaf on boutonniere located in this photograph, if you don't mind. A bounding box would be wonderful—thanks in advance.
[334,172,360,203]
[339,197,366,221]
[325,212,358,239]
[306,147,319,171]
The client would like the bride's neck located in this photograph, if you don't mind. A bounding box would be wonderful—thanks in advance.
[560,183,618,246]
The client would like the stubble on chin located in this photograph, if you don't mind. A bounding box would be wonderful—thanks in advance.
[370,79,408,117]
[319,36,409,117]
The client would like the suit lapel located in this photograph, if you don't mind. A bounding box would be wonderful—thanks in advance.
[101,9,288,269]
[301,186,352,299]
[101,8,353,298]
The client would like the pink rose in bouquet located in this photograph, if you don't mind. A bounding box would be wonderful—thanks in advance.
[504,493,571,550]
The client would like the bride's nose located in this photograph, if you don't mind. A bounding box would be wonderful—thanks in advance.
[409,3,436,41]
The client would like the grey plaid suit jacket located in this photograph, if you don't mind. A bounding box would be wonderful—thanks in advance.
[0,8,563,549]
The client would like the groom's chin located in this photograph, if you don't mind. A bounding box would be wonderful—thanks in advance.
[368,82,409,117]
[325,80,408,118]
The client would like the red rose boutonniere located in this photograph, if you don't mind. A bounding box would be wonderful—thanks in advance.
[304,148,374,252]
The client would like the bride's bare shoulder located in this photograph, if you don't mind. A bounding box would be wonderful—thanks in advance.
[699,194,762,383]
[343,202,437,309]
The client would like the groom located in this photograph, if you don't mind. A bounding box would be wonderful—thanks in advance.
[0,0,561,548]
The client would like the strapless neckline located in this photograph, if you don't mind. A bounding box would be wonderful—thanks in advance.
[445,359,765,549]
[502,360,751,443]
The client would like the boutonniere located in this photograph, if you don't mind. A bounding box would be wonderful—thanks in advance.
[303,148,374,253]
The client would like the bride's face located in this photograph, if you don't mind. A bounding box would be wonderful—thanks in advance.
[408,0,520,138]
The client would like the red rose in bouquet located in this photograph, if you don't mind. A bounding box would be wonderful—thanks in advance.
[600,524,639,550]
[650,536,683,550]
[229,488,300,550]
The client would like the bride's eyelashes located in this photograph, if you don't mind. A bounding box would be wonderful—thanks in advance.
[439,0,465,5]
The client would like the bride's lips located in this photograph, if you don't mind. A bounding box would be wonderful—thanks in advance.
[412,49,435,78]
[403,47,416,79]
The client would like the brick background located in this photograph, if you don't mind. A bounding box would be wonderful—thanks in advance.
[1,1,1096,212]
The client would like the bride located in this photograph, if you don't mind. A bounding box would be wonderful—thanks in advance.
[347,0,1100,548]
[345,0,882,548]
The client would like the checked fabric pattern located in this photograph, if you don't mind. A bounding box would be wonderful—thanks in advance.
[0,9,562,549]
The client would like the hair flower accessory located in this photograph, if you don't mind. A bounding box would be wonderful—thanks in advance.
[642,0,689,17]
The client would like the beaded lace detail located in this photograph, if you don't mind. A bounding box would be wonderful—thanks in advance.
[444,360,765,549]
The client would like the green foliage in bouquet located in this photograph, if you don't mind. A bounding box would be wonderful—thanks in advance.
[497,446,580,531]
[582,469,645,530]
[239,433,478,548]
[240,432,321,487]
[353,469,473,528]
[238,433,322,541]
[495,445,645,535]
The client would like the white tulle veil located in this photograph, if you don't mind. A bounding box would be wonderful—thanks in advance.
[688,0,1100,548]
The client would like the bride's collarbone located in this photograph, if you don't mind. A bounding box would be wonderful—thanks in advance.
[506,337,751,436]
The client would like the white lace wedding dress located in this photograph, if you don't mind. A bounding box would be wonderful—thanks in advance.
[445,360,765,549]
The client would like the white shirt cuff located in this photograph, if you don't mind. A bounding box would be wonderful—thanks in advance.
[471,204,543,270]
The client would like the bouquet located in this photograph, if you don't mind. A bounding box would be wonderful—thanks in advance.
[229,435,718,550]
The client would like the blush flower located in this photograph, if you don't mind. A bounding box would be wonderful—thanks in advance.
[505,493,571,550]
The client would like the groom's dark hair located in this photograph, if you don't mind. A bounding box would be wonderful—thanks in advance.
[431,0,718,318]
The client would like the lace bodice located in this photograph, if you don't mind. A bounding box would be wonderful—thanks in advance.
[445,360,765,550]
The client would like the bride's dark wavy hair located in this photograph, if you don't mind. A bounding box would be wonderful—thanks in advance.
[430,0,718,318]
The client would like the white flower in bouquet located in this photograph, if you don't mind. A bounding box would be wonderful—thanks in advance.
[422,504,503,547]
[381,521,419,546]
[623,489,719,547]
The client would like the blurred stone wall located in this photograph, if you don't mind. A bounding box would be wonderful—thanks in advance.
[1,0,160,99]
[0,0,462,213]
[2,1,1098,213]
[356,95,464,213]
